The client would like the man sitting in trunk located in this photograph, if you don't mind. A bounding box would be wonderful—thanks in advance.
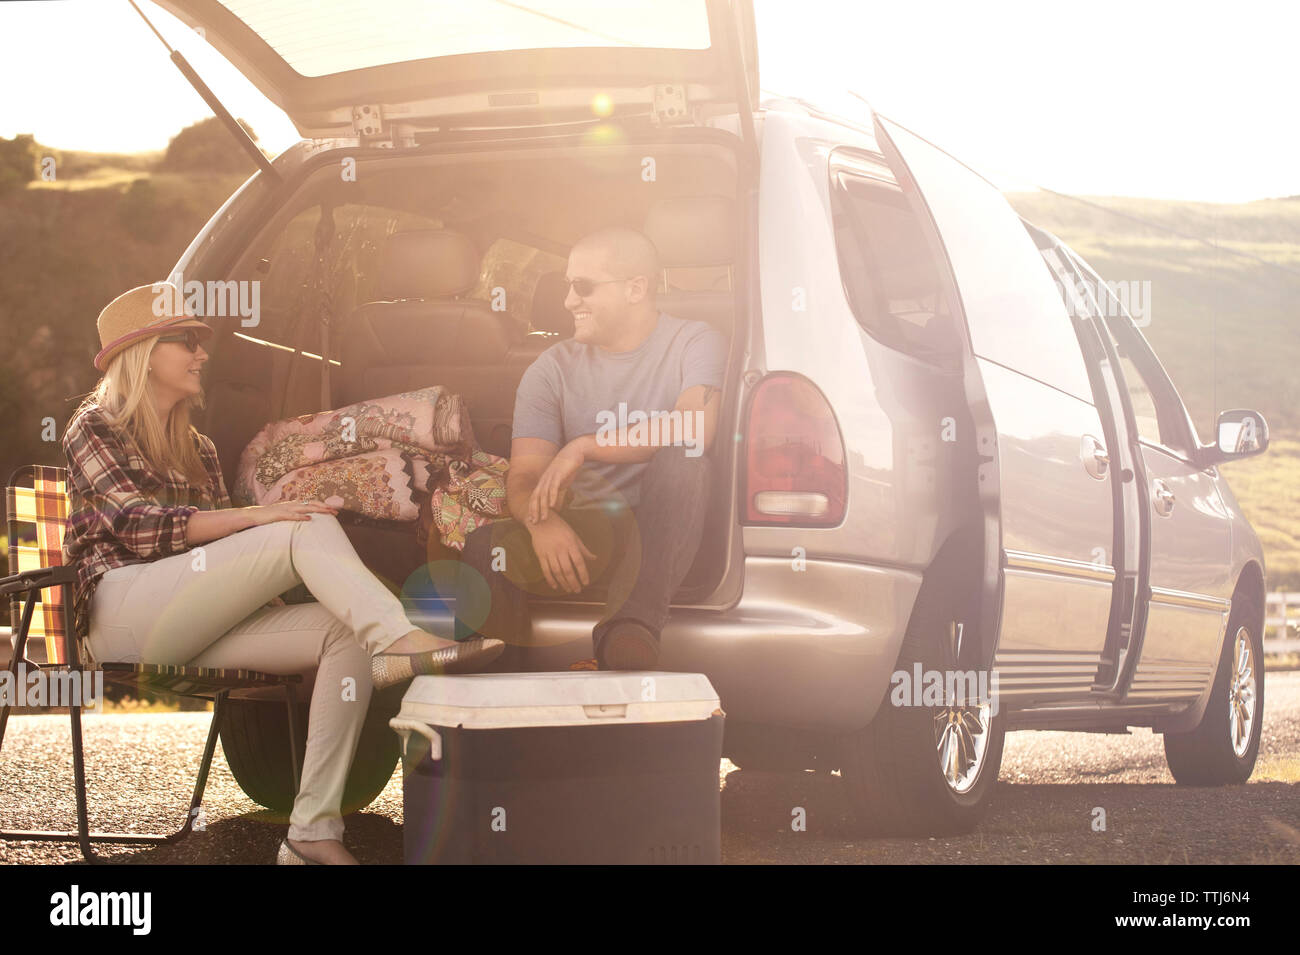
[453,226,727,669]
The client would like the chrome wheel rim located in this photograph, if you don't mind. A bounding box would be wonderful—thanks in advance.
[934,619,991,795]
[935,702,991,794]
[1228,626,1256,759]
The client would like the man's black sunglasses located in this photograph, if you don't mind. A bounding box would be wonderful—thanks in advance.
[155,328,206,352]
[567,276,632,297]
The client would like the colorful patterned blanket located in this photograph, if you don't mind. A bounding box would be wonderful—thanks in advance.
[234,386,510,549]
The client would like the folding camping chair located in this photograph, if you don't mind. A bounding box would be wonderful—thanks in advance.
[0,464,304,863]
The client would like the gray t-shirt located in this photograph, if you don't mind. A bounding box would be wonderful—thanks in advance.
[512,311,728,509]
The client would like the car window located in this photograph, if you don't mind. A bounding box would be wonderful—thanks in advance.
[1036,241,1155,438]
[1100,315,1196,455]
[258,206,320,335]
[1067,247,1200,456]
[874,123,1096,401]
[829,152,958,362]
[1115,351,1162,445]
[259,202,443,345]
[217,1,714,77]
[465,238,567,336]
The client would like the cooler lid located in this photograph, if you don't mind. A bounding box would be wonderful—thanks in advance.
[396,671,721,729]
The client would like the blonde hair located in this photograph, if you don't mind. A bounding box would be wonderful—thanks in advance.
[69,334,209,487]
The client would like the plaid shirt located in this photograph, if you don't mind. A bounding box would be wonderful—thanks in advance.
[61,403,230,644]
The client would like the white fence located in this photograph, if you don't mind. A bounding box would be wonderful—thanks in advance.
[1265,591,1300,643]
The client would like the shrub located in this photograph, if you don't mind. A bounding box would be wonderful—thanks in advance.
[160,116,261,174]
[0,134,39,195]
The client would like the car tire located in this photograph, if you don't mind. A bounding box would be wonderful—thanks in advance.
[219,688,402,816]
[1162,601,1263,785]
[839,572,1005,836]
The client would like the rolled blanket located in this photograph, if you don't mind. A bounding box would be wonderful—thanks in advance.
[234,385,474,510]
[270,448,423,520]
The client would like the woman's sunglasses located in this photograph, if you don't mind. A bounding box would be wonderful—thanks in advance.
[154,328,206,352]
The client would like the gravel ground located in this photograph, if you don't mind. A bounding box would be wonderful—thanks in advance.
[1,671,1296,865]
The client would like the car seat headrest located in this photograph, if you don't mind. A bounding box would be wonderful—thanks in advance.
[377,230,480,300]
[643,197,736,268]
[531,271,575,337]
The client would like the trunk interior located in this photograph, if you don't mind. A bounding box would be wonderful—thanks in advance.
[193,138,745,641]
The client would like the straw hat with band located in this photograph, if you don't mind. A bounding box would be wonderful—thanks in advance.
[94,282,214,372]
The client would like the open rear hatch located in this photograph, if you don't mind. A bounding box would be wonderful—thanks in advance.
[148,2,756,630]
[152,0,758,140]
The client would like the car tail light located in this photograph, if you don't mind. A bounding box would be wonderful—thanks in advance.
[743,373,847,526]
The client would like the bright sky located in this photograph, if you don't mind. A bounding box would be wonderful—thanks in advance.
[1,0,1297,202]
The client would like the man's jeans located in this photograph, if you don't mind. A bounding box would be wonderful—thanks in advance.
[453,445,713,660]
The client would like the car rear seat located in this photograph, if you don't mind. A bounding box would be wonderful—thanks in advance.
[328,229,524,590]
[507,270,574,365]
[337,229,519,457]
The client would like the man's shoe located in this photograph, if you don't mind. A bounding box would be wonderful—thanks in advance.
[596,619,660,671]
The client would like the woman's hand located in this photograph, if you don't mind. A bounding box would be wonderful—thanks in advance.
[248,499,341,526]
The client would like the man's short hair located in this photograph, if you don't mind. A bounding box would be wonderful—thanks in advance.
[572,227,661,294]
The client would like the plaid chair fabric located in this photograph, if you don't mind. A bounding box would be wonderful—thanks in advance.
[0,464,304,863]
[6,465,70,665]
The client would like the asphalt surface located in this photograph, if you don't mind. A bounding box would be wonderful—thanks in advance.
[1,671,1296,865]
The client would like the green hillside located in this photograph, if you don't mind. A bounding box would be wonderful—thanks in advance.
[0,121,256,514]
[0,170,250,486]
[1007,192,1300,587]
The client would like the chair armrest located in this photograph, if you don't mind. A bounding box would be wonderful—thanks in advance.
[0,564,78,597]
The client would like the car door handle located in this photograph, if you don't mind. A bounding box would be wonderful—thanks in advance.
[1152,478,1176,516]
[1080,434,1109,480]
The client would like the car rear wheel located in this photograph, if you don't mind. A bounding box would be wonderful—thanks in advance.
[1162,602,1263,785]
[839,573,1005,836]
[219,688,403,816]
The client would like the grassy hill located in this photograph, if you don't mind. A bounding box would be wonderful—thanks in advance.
[1006,192,1300,587]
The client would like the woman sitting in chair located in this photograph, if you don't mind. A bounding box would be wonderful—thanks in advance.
[62,282,503,865]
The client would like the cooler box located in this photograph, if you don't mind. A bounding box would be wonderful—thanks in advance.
[390,671,724,864]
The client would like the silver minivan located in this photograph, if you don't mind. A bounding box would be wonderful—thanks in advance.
[151,0,1270,835]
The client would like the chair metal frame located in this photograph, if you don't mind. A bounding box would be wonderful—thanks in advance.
[0,465,304,863]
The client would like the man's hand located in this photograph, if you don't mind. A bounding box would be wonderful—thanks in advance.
[528,441,585,525]
[263,595,286,609]
[527,513,598,593]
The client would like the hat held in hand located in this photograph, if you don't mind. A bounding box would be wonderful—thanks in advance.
[94,281,214,372]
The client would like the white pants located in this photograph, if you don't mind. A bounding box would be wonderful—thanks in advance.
[88,512,417,842]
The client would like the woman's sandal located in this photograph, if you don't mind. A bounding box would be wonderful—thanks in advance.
[370,636,505,690]
[277,839,324,865]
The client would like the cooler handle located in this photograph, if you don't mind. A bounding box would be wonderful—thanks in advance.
[582,703,628,719]
[388,717,442,760]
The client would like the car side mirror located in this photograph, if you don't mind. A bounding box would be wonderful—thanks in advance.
[1207,409,1269,464]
